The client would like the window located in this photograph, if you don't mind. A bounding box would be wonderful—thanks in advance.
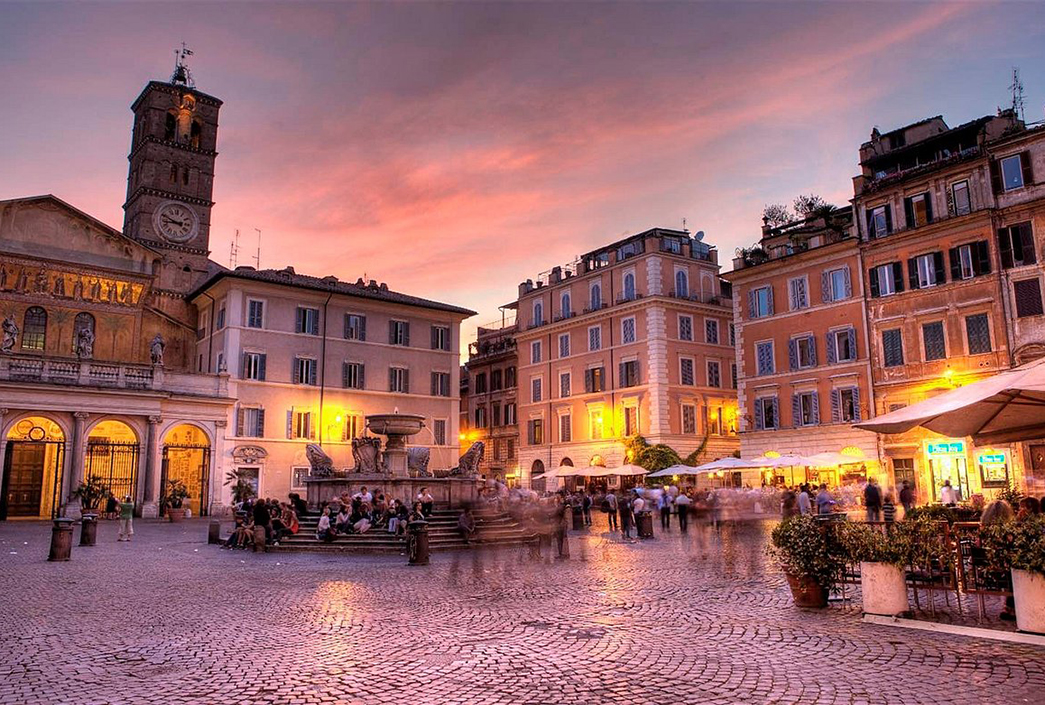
[882,329,904,368]
[528,419,544,445]
[216,304,226,330]
[431,371,451,397]
[904,192,933,229]
[296,307,320,335]
[559,371,571,398]
[832,388,860,423]
[675,270,689,298]
[590,282,602,310]
[584,367,606,393]
[909,252,945,289]
[949,241,990,281]
[827,327,856,364]
[169,164,178,184]
[794,391,820,427]
[618,240,644,260]
[504,403,517,426]
[217,352,225,372]
[72,313,95,354]
[293,357,317,385]
[682,404,697,434]
[620,360,640,387]
[560,292,572,318]
[389,367,410,393]
[952,180,971,216]
[680,358,695,386]
[678,315,693,341]
[237,406,265,437]
[247,299,264,329]
[190,120,202,149]
[756,341,775,376]
[622,317,636,344]
[344,314,366,340]
[868,204,892,238]
[998,222,1036,269]
[1000,154,1026,191]
[1014,279,1044,318]
[731,363,737,389]
[491,369,503,391]
[343,361,365,389]
[559,414,572,443]
[754,397,778,431]
[869,262,903,297]
[790,335,816,370]
[242,351,267,380]
[474,372,487,393]
[623,272,636,301]
[533,301,544,326]
[788,277,808,311]
[164,112,176,141]
[558,333,570,358]
[506,366,517,388]
[507,439,516,458]
[749,286,773,318]
[21,307,46,351]
[624,406,638,436]
[729,323,736,347]
[493,403,502,427]
[531,377,542,403]
[389,320,410,346]
[588,326,601,351]
[922,322,946,362]
[531,341,542,364]
[341,415,364,441]
[707,361,721,388]
[589,409,605,439]
[705,319,719,345]
[823,267,850,303]
[474,406,487,428]
[433,420,446,446]
[290,410,314,440]
[965,313,991,355]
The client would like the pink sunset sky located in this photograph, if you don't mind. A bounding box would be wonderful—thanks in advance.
[2,2,1043,349]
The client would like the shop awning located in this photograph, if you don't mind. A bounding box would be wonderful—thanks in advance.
[854,357,1045,444]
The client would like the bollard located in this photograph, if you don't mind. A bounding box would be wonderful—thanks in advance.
[208,520,222,545]
[252,525,267,553]
[637,512,655,539]
[79,513,99,547]
[407,520,430,566]
[571,505,584,531]
[49,518,75,561]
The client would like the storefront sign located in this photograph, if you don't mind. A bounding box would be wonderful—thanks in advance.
[926,441,965,456]
[977,453,1006,465]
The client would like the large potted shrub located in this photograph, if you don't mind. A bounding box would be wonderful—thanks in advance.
[769,515,846,608]
[71,476,110,546]
[982,515,1045,634]
[839,522,911,616]
[161,480,191,522]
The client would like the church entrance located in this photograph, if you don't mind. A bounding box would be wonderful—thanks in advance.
[1,417,66,520]
[85,420,140,504]
[161,424,211,517]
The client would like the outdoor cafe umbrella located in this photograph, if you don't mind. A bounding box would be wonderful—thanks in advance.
[648,464,700,478]
[853,357,1045,444]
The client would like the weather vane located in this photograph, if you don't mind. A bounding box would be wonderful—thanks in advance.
[171,42,195,88]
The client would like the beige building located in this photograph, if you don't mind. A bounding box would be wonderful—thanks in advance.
[512,228,739,488]
[460,318,519,484]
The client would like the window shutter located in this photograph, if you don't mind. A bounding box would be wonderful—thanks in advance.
[754,401,764,431]
[258,354,266,381]
[766,286,774,315]
[584,369,593,393]
[431,372,438,396]
[1021,151,1034,186]
[990,160,1002,194]
[619,361,626,386]
[999,228,1015,269]
[309,362,317,386]
[295,307,303,333]
[933,251,946,285]
[286,410,293,439]
[831,389,841,423]
[843,266,852,298]
[431,326,438,350]
[865,209,874,238]
[868,267,880,298]
[924,194,934,223]
[342,362,349,388]
[808,336,817,366]
[1014,279,1044,317]
[851,387,861,422]
[811,392,820,424]
[975,241,991,275]
[389,321,396,345]
[360,316,367,341]
[907,257,919,290]
[403,322,411,347]
[311,313,319,336]
[826,330,837,364]
[292,358,301,384]
[256,408,265,437]
[903,197,914,230]
[1020,224,1037,265]
[403,369,410,394]
[791,394,801,428]
[892,262,905,293]
[747,290,756,319]
[788,339,798,371]
[389,367,395,391]
[241,352,248,378]
[949,247,961,281]
[847,328,856,360]
[359,364,365,389]
[884,205,893,234]
[308,416,316,440]
[236,407,245,436]
[821,271,831,303]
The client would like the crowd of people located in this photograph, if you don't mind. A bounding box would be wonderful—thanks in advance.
[314,486,429,542]
[223,494,304,549]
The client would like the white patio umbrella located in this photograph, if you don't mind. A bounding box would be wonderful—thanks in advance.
[854,357,1045,444]
[693,457,762,472]
[648,464,700,478]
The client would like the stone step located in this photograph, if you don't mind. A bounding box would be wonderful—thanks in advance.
[268,535,536,554]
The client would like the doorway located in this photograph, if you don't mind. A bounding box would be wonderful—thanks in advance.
[162,424,212,516]
[85,420,140,504]
[2,416,66,520]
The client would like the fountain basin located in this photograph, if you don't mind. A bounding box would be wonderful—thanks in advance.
[366,413,425,438]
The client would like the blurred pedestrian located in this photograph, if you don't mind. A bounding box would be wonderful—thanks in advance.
[117,495,134,541]
[605,490,618,531]
[899,481,914,515]
[658,489,672,531]
[675,491,691,533]
[864,478,882,522]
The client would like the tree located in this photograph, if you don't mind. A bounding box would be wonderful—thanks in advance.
[761,203,793,228]
[624,435,682,472]
[792,194,832,217]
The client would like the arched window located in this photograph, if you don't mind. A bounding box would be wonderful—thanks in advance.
[560,292,571,318]
[164,112,177,141]
[623,272,636,301]
[533,301,544,326]
[21,307,47,351]
[190,120,202,149]
[73,313,95,353]
[182,167,189,186]
[590,282,602,310]
[675,270,689,298]
[169,164,178,184]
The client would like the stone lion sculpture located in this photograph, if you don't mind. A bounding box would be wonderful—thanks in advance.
[408,447,432,477]
[351,436,383,473]
[305,443,335,477]
[450,441,485,476]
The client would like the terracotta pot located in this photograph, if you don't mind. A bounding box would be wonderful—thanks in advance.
[167,507,186,523]
[1012,569,1045,635]
[860,562,909,616]
[785,572,828,608]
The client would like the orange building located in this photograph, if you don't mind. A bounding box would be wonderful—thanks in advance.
[460,317,519,484]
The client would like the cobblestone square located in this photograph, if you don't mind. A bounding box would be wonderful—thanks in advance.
[1,517,1043,705]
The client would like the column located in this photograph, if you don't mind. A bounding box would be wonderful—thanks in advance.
[66,412,89,519]
[0,409,8,503]
[211,418,227,514]
[141,415,162,518]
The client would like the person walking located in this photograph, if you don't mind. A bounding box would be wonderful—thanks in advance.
[675,491,691,533]
[796,484,812,516]
[940,480,958,507]
[898,481,914,516]
[864,478,882,522]
[815,484,836,515]
[117,495,134,541]
[619,494,634,539]
[658,489,672,531]
[605,490,618,531]
[581,491,593,526]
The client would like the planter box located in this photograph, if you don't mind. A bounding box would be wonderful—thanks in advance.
[786,573,828,608]
[860,562,909,616]
[1012,569,1045,635]
[167,507,188,523]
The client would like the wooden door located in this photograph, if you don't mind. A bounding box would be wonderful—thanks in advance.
[4,443,45,517]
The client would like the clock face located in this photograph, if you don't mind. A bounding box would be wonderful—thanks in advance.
[153,201,200,244]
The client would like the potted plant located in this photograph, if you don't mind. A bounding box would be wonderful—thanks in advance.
[161,479,191,522]
[839,522,911,616]
[769,515,846,608]
[981,515,1045,634]
[224,469,257,506]
[71,476,111,546]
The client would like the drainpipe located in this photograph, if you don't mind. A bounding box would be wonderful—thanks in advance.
[318,292,333,445]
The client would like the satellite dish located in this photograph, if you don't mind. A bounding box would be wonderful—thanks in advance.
[694,230,705,242]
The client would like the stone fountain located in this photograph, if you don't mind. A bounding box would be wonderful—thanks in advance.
[365,413,425,478]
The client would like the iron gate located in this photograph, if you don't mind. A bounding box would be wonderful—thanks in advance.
[84,441,140,504]
[161,444,211,516]
[1,440,65,520]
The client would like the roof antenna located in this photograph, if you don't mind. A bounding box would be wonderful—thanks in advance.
[1009,67,1025,123]
[171,43,195,88]
[230,228,240,268]
[682,217,688,233]
[253,228,262,269]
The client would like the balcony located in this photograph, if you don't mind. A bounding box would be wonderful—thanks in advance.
[615,293,644,305]
[552,311,576,323]
[0,355,230,397]
[667,290,732,306]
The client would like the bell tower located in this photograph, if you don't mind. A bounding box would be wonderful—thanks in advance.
[123,47,222,293]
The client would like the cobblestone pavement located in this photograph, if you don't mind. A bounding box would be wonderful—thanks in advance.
[1,517,1042,705]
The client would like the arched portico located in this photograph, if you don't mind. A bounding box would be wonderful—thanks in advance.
[1,414,66,519]
[160,422,213,516]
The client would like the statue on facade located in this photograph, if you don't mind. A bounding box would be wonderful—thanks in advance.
[150,333,166,365]
[75,326,95,359]
[1,316,18,353]
[408,447,432,477]
[351,436,383,473]
[450,441,485,476]
[305,443,335,477]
